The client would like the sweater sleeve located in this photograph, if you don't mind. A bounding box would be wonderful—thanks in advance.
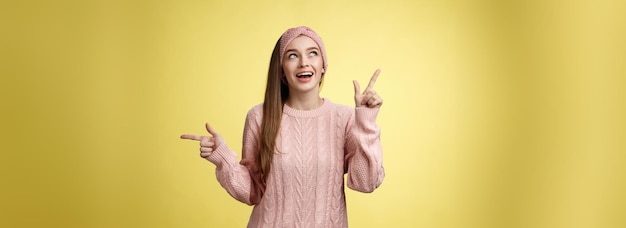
[344,107,385,193]
[205,107,265,205]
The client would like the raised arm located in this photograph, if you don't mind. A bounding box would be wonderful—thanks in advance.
[345,69,385,193]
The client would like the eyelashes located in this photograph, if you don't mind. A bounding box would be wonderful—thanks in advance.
[287,51,319,59]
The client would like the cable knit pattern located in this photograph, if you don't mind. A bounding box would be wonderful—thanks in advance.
[206,99,384,228]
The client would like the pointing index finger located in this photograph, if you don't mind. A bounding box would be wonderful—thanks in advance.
[180,134,203,141]
[367,68,381,90]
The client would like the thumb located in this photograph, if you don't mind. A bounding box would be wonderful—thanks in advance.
[353,80,361,96]
[205,123,218,136]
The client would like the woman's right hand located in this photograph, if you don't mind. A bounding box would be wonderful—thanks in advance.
[180,123,222,160]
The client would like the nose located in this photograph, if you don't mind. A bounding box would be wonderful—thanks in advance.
[299,57,309,68]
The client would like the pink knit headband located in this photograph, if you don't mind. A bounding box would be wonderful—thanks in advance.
[278,26,328,72]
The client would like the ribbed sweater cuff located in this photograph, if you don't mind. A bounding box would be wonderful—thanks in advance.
[355,107,380,121]
[207,142,238,168]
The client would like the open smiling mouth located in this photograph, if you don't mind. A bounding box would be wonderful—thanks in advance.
[296,72,313,78]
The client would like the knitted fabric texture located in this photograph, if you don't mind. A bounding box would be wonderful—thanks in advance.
[206,99,384,227]
[279,26,328,72]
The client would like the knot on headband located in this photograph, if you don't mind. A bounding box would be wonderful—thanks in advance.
[278,26,328,72]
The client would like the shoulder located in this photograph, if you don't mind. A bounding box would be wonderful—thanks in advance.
[324,99,354,117]
[325,99,351,109]
[248,103,263,114]
[245,104,264,121]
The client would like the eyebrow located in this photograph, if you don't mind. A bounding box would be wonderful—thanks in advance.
[285,47,320,53]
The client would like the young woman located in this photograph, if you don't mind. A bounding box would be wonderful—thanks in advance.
[181,26,384,227]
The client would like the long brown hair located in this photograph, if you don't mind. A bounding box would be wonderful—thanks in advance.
[259,38,288,184]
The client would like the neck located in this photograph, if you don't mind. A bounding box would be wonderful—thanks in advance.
[285,93,323,110]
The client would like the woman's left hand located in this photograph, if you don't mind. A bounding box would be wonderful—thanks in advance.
[353,68,383,108]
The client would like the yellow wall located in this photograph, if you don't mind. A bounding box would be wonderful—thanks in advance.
[1,0,624,227]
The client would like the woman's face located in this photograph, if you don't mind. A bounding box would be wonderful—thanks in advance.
[282,35,324,94]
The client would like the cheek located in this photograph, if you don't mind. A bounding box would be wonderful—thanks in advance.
[282,61,296,74]
[314,59,324,72]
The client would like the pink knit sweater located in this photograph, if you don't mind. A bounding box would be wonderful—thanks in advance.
[206,99,384,228]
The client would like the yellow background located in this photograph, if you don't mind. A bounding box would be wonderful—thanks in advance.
[1,0,624,227]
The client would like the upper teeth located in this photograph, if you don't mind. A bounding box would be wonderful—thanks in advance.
[297,72,313,76]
